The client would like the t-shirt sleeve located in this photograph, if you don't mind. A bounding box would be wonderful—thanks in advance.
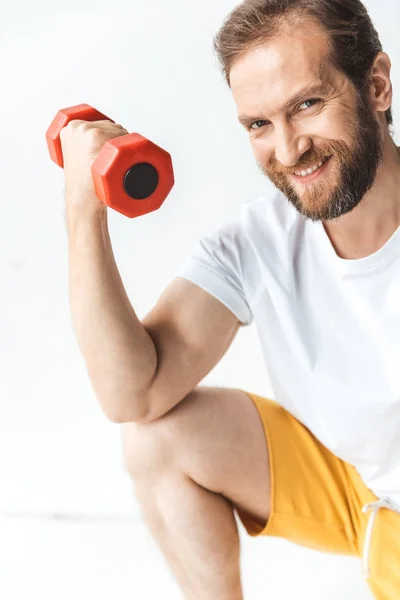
[177,221,253,326]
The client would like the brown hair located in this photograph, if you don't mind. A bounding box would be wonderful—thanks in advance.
[213,0,393,129]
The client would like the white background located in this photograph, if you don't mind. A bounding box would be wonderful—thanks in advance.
[1,0,399,597]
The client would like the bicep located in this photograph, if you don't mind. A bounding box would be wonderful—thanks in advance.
[140,277,241,421]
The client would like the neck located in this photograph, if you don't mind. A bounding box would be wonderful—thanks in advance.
[323,139,400,260]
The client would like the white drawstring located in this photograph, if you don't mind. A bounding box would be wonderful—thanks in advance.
[361,497,400,579]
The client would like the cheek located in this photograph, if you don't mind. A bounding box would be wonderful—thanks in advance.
[250,138,271,164]
[315,110,350,140]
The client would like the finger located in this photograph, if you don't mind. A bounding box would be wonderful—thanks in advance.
[81,120,129,135]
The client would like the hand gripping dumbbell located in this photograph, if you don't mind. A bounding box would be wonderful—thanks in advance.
[46,104,175,218]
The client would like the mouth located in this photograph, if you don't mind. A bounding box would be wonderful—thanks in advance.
[292,155,332,184]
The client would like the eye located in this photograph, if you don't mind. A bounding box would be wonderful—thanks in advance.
[248,119,268,131]
[299,98,321,111]
[247,119,267,131]
[247,99,321,131]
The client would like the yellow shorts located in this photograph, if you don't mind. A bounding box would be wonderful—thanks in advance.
[235,393,400,600]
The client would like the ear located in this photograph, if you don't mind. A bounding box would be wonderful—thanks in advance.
[369,52,393,114]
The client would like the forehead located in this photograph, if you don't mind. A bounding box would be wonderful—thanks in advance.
[230,25,335,115]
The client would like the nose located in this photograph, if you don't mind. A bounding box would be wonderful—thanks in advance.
[273,124,312,169]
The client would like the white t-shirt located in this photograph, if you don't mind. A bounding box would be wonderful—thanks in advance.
[178,191,400,507]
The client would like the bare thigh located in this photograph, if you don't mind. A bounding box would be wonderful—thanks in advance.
[122,387,271,530]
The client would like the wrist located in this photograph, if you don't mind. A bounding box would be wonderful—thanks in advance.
[65,201,108,237]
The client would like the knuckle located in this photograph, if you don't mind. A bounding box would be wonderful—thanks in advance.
[68,119,84,131]
[78,121,93,132]
[88,126,103,138]
[60,120,81,139]
[114,123,128,134]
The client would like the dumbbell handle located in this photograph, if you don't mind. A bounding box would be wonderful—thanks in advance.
[46,104,175,218]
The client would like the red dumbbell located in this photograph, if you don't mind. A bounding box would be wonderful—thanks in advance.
[46,104,175,218]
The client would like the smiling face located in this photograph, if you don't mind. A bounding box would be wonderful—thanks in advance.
[230,20,384,222]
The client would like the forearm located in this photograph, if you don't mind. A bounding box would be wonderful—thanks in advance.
[66,204,157,422]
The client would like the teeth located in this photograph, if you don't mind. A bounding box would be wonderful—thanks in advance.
[294,157,327,177]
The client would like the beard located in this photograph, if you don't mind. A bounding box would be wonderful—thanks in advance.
[258,85,385,222]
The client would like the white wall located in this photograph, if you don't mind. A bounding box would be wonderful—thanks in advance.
[0,0,398,598]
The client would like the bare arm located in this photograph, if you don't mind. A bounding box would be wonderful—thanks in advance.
[139,276,241,423]
[67,206,158,423]
[67,205,241,424]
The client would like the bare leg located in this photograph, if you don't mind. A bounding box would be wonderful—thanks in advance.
[133,469,243,600]
[122,387,270,600]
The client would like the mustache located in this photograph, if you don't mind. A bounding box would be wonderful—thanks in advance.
[268,155,332,176]
[263,140,356,177]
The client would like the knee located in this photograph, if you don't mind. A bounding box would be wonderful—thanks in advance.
[121,419,170,480]
[121,391,199,479]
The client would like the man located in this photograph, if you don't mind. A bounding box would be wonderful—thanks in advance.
[61,0,400,598]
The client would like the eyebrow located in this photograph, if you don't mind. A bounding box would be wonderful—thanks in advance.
[238,82,331,127]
